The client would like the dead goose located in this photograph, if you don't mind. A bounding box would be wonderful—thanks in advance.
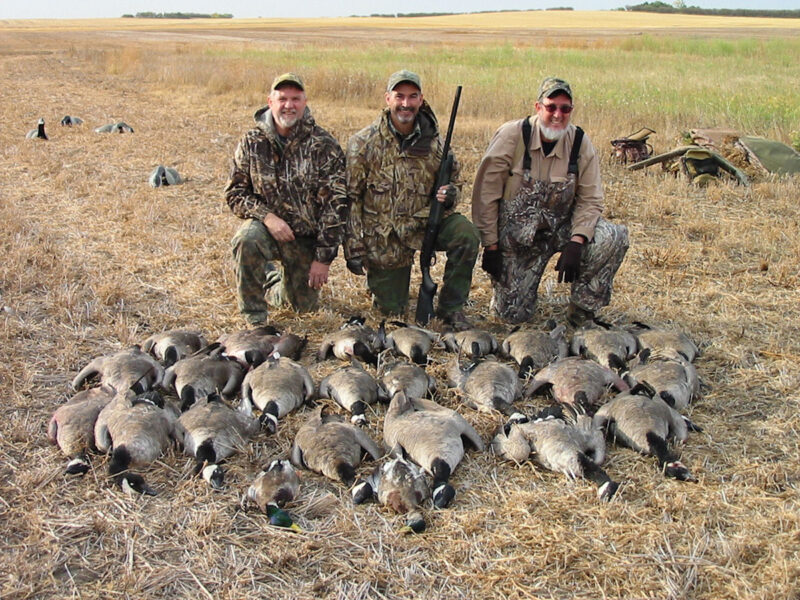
[317,316,383,366]
[94,390,178,494]
[47,385,116,475]
[26,118,48,140]
[164,350,244,411]
[60,115,83,126]
[142,328,207,366]
[94,121,134,133]
[623,348,700,411]
[447,356,526,420]
[241,355,314,433]
[441,328,498,360]
[247,459,301,511]
[526,356,630,413]
[352,456,431,534]
[174,393,261,488]
[318,359,388,425]
[571,321,638,370]
[629,322,699,362]
[291,406,382,486]
[491,411,618,501]
[216,325,280,368]
[379,358,436,400]
[501,323,569,378]
[148,165,183,188]
[384,321,438,365]
[383,391,484,508]
[593,387,700,482]
[72,345,164,394]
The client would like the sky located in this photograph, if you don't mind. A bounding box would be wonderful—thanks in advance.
[1,0,797,20]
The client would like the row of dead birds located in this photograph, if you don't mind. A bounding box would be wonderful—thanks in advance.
[48,316,704,533]
[24,117,181,188]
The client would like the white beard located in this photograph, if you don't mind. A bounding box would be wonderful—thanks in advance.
[275,112,298,130]
[539,123,566,142]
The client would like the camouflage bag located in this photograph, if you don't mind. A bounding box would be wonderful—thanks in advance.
[611,127,655,164]
[680,147,720,186]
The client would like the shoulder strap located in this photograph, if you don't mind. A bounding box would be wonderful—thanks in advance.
[568,126,584,176]
[521,117,532,171]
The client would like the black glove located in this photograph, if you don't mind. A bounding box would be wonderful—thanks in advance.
[346,258,365,276]
[441,184,458,210]
[555,241,583,283]
[481,248,502,280]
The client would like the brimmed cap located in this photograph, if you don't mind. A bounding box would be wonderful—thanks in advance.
[386,70,422,92]
[538,77,572,101]
[271,72,305,92]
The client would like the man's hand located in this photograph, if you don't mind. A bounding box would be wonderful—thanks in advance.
[264,213,295,242]
[555,239,584,283]
[346,258,366,276]
[308,261,330,290]
[481,246,502,280]
[435,184,458,209]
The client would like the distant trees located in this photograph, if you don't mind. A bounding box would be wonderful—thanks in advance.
[122,12,233,19]
[623,2,800,18]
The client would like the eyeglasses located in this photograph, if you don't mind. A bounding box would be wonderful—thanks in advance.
[541,102,574,114]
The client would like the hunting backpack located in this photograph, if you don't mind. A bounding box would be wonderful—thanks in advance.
[611,127,655,164]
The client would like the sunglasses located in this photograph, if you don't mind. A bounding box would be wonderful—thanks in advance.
[542,102,574,114]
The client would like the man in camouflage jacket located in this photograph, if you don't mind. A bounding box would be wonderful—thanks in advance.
[345,70,479,329]
[224,73,348,324]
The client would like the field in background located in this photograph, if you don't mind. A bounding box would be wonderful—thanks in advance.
[1,14,798,600]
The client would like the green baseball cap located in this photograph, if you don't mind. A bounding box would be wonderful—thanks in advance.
[386,69,422,92]
[271,72,305,92]
[538,77,572,101]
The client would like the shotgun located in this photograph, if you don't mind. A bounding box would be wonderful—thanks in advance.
[415,85,462,326]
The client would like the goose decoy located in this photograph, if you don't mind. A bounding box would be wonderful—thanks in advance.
[501,322,569,378]
[26,118,47,140]
[148,165,183,188]
[384,321,438,365]
[623,348,700,411]
[241,354,314,433]
[247,459,300,510]
[95,121,134,133]
[491,410,618,501]
[142,328,207,366]
[383,391,484,508]
[47,385,116,475]
[60,115,83,126]
[379,358,436,400]
[447,356,525,419]
[316,316,383,366]
[163,350,244,411]
[291,406,381,486]
[628,322,700,362]
[318,359,388,425]
[441,328,498,361]
[71,345,164,394]
[571,321,638,371]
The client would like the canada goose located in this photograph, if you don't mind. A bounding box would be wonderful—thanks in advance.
[271,332,308,361]
[491,411,618,501]
[174,393,261,488]
[148,165,183,188]
[164,351,244,411]
[501,323,569,378]
[291,406,381,486]
[352,456,431,534]
[94,390,179,494]
[216,325,281,368]
[26,118,47,140]
[525,356,630,413]
[593,387,700,481]
[241,355,314,433]
[441,328,498,360]
[72,345,165,394]
[247,459,300,510]
[142,328,207,367]
[629,322,699,362]
[94,122,134,133]
[571,321,638,371]
[383,391,484,508]
[318,359,388,425]
[317,316,383,366]
[447,356,525,419]
[47,385,116,475]
[379,358,436,400]
[60,115,83,126]
[623,349,700,411]
[384,321,438,365]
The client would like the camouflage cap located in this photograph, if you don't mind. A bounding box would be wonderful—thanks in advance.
[538,77,572,101]
[271,72,305,92]
[386,69,422,92]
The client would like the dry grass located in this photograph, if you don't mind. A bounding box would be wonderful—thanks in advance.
[1,19,799,600]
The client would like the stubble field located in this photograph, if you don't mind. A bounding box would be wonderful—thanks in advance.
[1,12,799,600]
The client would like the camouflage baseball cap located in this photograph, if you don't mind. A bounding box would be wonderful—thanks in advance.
[386,70,422,92]
[538,77,572,101]
[271,72,305,92]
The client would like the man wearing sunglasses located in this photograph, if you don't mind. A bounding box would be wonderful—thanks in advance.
[472,77,629,325]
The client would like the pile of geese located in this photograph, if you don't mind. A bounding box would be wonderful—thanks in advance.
[48,316,705,533]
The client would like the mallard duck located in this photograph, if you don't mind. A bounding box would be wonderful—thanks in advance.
[72,346,164,394]
[247,459,300,510]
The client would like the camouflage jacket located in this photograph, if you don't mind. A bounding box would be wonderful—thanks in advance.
[345,102,461,269]
[224,106,348,265]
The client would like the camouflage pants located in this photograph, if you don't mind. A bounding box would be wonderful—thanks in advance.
[231,219,319,323]
[367,213,479,316]
[493,217,629,324]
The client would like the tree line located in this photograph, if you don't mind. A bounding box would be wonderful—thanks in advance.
[622,2,800,18]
